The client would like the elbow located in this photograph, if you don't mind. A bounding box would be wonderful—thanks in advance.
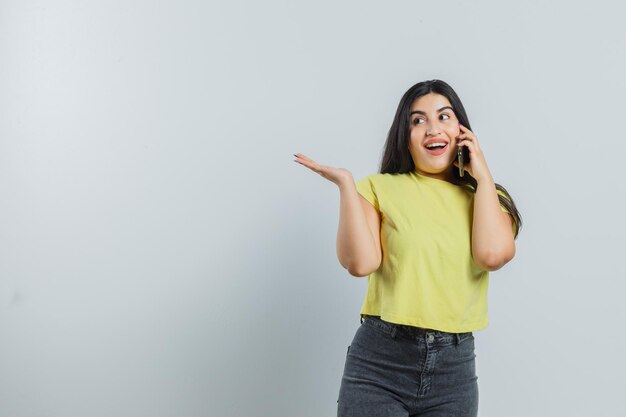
[347,259,381,278]
[480,259,505,272]
[347,267,369,277]
[347,265,374,278]
[475,245,515,272]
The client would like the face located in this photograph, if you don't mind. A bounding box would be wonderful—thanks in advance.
[408,93,461,181]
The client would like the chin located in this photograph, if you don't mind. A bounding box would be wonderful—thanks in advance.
[429,165,452,174]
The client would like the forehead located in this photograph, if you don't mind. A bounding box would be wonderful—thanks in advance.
[410,93,453,112]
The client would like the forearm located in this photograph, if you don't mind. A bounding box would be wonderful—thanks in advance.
[336,180,379,276]
[471,175,515,271]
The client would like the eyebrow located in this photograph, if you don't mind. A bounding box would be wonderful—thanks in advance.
[409,106,454,116]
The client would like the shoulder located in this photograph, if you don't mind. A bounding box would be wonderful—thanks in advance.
[356,173,413,209]
[356,172,410,186]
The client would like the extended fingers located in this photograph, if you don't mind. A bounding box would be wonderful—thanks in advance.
[294,153,323,172]
[294,153,316,164]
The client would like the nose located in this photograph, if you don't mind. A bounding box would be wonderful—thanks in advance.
[425,124,441,136]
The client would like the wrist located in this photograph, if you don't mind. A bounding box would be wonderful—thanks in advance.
[475,174,494,187]
[337,174,355,190]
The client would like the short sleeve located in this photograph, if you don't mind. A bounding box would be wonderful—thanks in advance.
[496,189,517,235]
[496,189,511,214]
[355,175,380,211]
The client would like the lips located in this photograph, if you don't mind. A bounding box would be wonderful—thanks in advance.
[424,143,449,156]
[423,138,450,156]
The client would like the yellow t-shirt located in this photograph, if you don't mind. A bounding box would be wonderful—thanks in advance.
[355,171,513,333]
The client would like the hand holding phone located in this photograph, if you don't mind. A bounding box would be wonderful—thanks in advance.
[457,124,470,177]
[457,144,469,177]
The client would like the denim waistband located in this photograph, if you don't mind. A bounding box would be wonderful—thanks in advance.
[361,315,473,345]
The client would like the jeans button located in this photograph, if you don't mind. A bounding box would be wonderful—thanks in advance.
[427,334,434,343]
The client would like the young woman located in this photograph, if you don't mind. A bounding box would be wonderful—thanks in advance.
[294,79,522,417]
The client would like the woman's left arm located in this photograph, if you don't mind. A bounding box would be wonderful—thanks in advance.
[455,124,515,271]
[471,176,516,271]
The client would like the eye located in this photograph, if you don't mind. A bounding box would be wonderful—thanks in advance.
[441,113,451,120]
[412,117,425,125]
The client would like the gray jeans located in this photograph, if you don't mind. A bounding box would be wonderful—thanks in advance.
[337,316,479,417]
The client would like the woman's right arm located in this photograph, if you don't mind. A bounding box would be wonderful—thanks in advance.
[336,179,382,277]
[293,153,381,277]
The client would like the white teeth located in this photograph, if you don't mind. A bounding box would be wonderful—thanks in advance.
[425,142,447,149]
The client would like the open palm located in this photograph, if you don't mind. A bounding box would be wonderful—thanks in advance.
[293,153,353,186]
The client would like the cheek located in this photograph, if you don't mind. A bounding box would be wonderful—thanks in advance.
[446,126,461,138]
[410,128,426,141]
[409,137,422,151]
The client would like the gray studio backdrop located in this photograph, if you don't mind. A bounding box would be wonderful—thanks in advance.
[1,1,624,416]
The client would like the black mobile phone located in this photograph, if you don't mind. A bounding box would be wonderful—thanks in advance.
[457,146,470,177]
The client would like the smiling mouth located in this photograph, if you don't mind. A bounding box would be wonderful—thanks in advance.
[424,143,449,156]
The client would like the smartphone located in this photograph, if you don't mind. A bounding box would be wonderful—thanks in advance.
[457,145,470,177]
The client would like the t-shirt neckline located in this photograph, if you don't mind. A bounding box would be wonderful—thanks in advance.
[411,170,457,186]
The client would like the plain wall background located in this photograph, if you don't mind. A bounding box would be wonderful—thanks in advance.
[1,0,625,416]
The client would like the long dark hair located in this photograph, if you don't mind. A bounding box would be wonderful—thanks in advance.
[379,79,522,238]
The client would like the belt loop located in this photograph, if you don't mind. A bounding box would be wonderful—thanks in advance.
[390,325,397,339]
[455,333,461,345]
